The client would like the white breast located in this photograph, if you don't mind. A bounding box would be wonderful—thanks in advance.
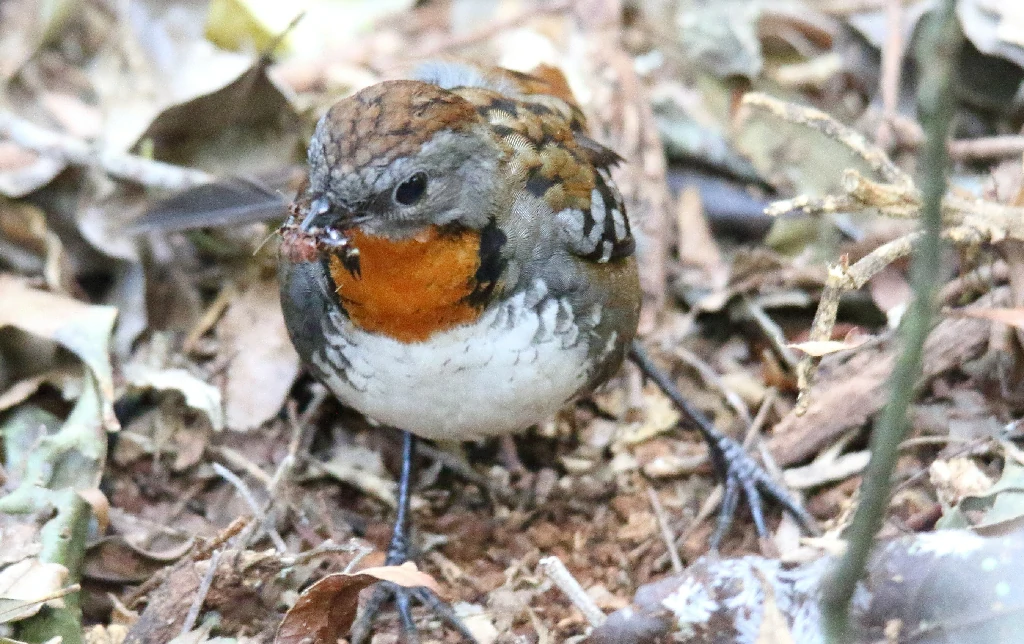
[311,280,608,441]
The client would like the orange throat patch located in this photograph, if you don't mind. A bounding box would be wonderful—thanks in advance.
[327,226,485,343]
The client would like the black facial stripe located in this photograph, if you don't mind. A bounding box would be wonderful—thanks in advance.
[486,97,519,116]
[466,217,507,308]
[525,172,556,198]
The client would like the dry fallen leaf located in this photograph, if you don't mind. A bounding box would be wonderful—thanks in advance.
[274,562,440,644]
[0,275,118,430]
[218,280,300,431]
[123,364,225,432]
[77,488,111,534]
[752,567,797,644]
[0,559,70,624]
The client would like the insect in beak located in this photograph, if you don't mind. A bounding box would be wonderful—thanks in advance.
[299,197,330,231]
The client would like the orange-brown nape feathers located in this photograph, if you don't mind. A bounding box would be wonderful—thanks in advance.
[327,227,484,343]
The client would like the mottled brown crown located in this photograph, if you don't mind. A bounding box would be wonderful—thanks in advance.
[314,80,481,172]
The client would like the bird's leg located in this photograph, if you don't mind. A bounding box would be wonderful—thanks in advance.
[629,341,819,549]
[350,430,478,644]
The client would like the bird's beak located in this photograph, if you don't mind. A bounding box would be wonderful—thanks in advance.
[299,197,331,232]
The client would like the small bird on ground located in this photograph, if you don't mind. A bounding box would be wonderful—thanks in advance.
[276,61,814,642]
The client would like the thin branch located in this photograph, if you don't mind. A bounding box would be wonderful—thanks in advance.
[948,135,1024,160]
[740,93,910,186]
[538,556,606,627]
[179,549,222,637]
[0,110,213,190]
[414,0,572,58]
[876,0,905,149]
[647,487,684,573]
[820,2,961,641]
[212,462,288,553]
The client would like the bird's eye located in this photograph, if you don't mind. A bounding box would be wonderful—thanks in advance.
[394,172,428,206]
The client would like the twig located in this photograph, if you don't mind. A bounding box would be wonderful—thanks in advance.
[416,442,518,506]
[876,0,904,149]
[647,487,684,573]
[279,538,372,570]
[211,445,273,487]
[0,584,81,623]
[179,549,222,637]
[124,517,250,609]
[0,110,213,190]
[939,259,1006,303]
[538,556,606,627]
[183,283,237,354]
[269,385,328,496]
[736,298,801,372]
[740,93,910,187]
[795,231,922,402]
[674,346,753,425]
[949,135,1024,160]
[677,486,724,547]
[746,388,778,447]
[820,2,961,640]
[212,462,288,552]
[414,0,572,58]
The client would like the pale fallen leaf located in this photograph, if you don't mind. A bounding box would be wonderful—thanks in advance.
[456,603,499,644]
[124,364,224,431]
[83,624,129,644]
[0,559,70,623]
[616,385,681,446]
[275,562,440,644]
[783,451,870,490]
[0,275,118,429]
[0,141,66,198]
[753,567,796,644]
[218,280,299,431]
[787,338,867,357]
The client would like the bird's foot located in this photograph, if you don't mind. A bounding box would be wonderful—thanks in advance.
[350,578,476,644]
[350,431,478,643]
[629,341,818,549]
[706,431,819,550]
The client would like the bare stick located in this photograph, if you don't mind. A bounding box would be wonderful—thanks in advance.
[538,556,606,627]
[796,232,922,406]
[647,487,684,573]
[0,584,81,623]
[212,462,288,552]
[740,93,910,186]
[949,135,1024,160]
[179,549,222,636]
[0,110,213,190]
[875,0,904,149]
[415,0,572,58]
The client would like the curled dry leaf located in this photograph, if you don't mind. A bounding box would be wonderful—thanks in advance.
[274,562,440,644]
[76,488,111,534]
[123,364,225,432]
[0,275,118,430]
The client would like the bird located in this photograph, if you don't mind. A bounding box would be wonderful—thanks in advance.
[273,60,813,642]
